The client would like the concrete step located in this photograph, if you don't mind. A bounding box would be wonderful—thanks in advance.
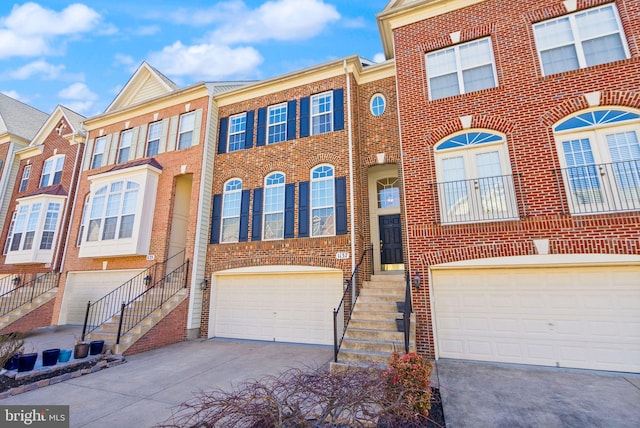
[368,274,404,283]
[344,328,406,341]
[337,349,398,365]
[0,288,58,331]
[347,318,400,330]
[357,293,404,304]
[349,310,401,321]
[341,337,414,353]
[353,301,400,312]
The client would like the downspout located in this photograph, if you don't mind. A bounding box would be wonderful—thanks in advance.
[344,59,357,300]
[186,90,215,333]
[57,131,86,273]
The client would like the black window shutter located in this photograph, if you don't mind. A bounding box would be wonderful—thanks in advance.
[251,188,263,241]
[245,110,255,149]
[239,189,250,242]
[256,107,267,146]
[210,194,222,244]
[335,176,347,235]
[284,183,295,238]
[299,97,310,138]
[286,100,297,141]
[298,181,309,237]
[333,89,345,132]
[217,118,228,154]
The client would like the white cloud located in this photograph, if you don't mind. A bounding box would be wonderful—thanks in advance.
[212,0,340,44]
[342,17,366,29]
[373,53,386,63]
[6,59,70,80]
[136,25,160,36]
[0,3,101,58]
[58,82,98,114]
[147,41,263,81]
[1,90,28,102]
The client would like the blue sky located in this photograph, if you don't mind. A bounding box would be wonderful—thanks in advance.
[0,0,390,117]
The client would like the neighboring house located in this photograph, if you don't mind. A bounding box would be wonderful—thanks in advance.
[0,94,48,284]
[203,56,401,347]
[378,0,640,373]
[0,104,85,332]
[53,62,247,354]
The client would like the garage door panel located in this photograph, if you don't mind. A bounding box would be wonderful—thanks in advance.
[433,265,640,372]
[213,271,342,345]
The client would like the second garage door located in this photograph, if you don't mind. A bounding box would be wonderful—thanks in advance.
[211,269,343,345]
[432,265,640,373]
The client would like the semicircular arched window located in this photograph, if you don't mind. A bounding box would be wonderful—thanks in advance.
[553,109,640,214]
[434,131,518,224]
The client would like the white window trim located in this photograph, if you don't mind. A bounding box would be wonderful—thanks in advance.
[263,172,285,240]
[4,195,66,265]
[117,130,134,164]
[19,165,31,192]
[3,212,16,255]
[220,179,243,243]
[79,163,160,258]
[533,4,630,77]
[370,94,386,117]
[39,155,65,187]
[310,164,336,237]
[267,103,287,144]
[227,113,247,153]
[311,92,334,136]
[92,136,107,169]
[426,37,498,100]
[146,121,162,157]
[554,117,640,215]
[177,111,195,150]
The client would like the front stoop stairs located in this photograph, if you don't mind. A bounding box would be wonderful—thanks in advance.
[0,287,59,331]
[332,273,416,370]
[85,286,188,355]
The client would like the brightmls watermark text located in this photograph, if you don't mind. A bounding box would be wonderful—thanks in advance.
[1,406,69,427]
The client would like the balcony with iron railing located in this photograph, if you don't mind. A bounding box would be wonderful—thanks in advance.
[554,160,640,215]
[432,173,526,224]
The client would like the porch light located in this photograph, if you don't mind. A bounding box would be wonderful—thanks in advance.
[412,271,421,289]
[143,274,152,286]
[200,279,208,291]
[12,276,21,286]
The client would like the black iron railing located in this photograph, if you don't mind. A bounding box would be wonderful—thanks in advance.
[554,160,640,215]
[81,250,185,341]
[0,272,60,317]
[116,258,189,344]
[432,173,525,224]
[333,244,373,363]
[402,273,413,355]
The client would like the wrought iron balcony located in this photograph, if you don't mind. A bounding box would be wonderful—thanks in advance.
[555,160,640,215]
[433,174,523,224]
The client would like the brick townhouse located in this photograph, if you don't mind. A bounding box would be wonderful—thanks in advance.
[379,0,640,372]
[51,63,246,354]
[203,56,404,351]
[0,103,84,334]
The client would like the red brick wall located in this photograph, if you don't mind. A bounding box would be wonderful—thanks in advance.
[0,299,55,334]
[123,298,189,355]
[392,0,640,355]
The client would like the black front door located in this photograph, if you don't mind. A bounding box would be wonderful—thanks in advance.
[379,214,403,265]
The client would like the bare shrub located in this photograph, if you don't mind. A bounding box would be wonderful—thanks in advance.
[0,332,25,369]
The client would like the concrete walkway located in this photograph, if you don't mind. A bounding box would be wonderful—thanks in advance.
[4,326,640,427]
[434,359,640,428]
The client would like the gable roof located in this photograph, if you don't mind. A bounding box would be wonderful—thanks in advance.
[28,105,86,148]
[105,62,178,114]
[0,93,48,141]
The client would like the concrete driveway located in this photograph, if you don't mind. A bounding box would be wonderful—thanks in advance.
[3,327,640,427]
[434,359,640,428]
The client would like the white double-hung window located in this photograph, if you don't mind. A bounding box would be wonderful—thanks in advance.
[221,179,242,243]
[533,4,629,76]
[554,109,640,214]
[310,165,335,237]
[40,155,64,187]
[117,130,134,164]
[227,113,247,152]
[426,37,497,100]
[268,104,287,144]
[311,92,333,135]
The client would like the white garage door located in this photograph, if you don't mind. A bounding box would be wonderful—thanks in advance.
[59,270,144,325]
[212,270,343,345]
[433,265,640,372]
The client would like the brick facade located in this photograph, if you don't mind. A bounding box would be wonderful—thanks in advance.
[0,299,54,334]
[389,0,640,355]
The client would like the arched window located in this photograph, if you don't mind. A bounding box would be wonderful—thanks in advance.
[87,181,139,242]
[221,179,243,243]
[263,173,285,240]
[311,165,335,236]
[434,131,518,223]
[554,109,640,214]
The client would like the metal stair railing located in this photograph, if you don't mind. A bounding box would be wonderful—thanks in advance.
[81,250,185,341]
[116,258,190,344]
[402,273,413,355]
[0,272,60,317]
[333,244,373,363]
